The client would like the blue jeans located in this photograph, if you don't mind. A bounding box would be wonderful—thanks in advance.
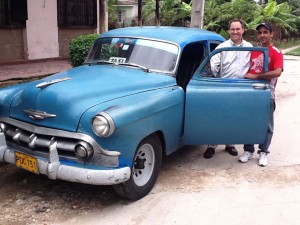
[244,100,275,154]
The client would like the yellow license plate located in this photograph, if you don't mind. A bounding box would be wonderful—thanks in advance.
[15,152,39,174]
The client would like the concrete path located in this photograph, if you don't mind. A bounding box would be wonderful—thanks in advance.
[0,59,71,82]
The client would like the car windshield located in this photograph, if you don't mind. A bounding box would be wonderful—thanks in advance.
[84,37,179,73]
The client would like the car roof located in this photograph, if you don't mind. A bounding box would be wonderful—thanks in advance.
[100,26,225,48]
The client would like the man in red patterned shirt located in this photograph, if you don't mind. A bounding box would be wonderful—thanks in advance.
[239,22,284,166]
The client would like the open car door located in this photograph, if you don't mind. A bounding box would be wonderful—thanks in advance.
[183,47,271,145]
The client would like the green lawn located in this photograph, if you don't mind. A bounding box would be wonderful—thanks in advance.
[285,47,300,56]
[275,39,300,56]
[276,39,300,49]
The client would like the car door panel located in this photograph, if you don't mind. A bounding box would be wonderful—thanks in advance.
[183,47,271,145]
[184,78,270,145]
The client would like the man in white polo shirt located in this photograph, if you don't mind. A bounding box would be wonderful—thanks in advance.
[203,18,253,159]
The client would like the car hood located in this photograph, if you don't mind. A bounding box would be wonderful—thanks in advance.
[9,65,175,131]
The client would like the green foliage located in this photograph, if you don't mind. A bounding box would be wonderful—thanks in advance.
[276,39,300,49]
[219,29,229,39]
[247,0,297,40]
[142,0,191,26]
[101,44,118,61]
[108,0,119,29]
[285,47,300,56]
[69,34,99,67]
[203,0,299,40]
[204,0,258,32]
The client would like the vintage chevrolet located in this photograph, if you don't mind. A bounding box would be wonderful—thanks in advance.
[0,27,271,200]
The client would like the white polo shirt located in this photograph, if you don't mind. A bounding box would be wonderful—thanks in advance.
[210,39,253,78]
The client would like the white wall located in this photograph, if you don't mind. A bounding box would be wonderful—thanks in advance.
[26,0,59,60]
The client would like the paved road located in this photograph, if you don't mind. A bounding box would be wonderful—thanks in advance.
[53,55,300,225]
[0,60,71,81]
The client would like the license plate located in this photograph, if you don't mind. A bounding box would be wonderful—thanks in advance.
[15,152,39,174]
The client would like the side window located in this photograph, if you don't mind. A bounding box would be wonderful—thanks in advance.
[210,42,220,52]
[198,48,266,79]
[196,42,221,77]
[176,42,205,90]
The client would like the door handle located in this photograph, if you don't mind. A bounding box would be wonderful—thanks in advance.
[252,83,269,89]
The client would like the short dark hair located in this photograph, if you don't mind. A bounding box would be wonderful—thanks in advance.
[228,19,245,29]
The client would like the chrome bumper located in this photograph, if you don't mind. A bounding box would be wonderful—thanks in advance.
[0,133,131,185]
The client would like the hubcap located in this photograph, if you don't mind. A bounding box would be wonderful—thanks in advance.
[132,143,155,186]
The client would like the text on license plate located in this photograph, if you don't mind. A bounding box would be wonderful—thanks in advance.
[15,152,39,174]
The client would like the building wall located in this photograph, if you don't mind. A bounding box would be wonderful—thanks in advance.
[0,0,101,62]
[0,29,25,62]
[26,0,59,60]
[58,28,96,58]
[118,5,138,27]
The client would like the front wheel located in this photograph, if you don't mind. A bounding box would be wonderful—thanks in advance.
[113,134,162,200]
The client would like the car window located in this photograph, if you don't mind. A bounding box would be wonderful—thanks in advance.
[85,37,179,73]
[176,42,205,90]
[196,48,267,79]
[209,42,220,52]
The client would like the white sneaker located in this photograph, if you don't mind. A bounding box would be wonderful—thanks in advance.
[239,151,253,163]
[259,152,268,167]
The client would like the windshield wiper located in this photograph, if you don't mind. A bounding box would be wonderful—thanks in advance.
[85,60,114,65]
[117,62,151,73]
[88,60,151,72]
[96,60,115,65]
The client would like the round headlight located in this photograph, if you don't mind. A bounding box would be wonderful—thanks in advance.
[75,141,93,160]
[92,112,115,137]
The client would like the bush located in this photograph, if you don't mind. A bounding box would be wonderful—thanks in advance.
[69,33,99,67]
[219,28,229,40]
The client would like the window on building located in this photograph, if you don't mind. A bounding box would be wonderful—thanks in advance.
[0,0,27,28]
[57,0,97,28]
[118,10,122,23]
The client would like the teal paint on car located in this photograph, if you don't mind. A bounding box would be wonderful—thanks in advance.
[0,27,270,200]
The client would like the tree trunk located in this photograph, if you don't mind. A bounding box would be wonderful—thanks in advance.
[138,0,142,26]
[191,0,205,28]
[99,0,108,33]
[155,0,160,26]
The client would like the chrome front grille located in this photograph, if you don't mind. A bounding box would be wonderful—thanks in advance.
[4,123,82,159]
[0,117,120,167]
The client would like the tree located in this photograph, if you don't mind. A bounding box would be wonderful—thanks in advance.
[191,0,205,28]
[107,0,119,30]
[248,0,297,40]
[138,0,143,26]
[100,0,108,33]
[155,0,160,25]
[203,0,298,40]
[143,0,191,26]
[203,0,258,32]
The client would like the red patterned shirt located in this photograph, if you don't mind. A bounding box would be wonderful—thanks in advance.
[248,45,283,99]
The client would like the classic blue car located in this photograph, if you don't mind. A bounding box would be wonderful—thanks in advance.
[0,27,271,200]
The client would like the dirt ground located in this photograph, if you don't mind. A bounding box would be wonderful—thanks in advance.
[0,161,121,225]
[1,149,300,225]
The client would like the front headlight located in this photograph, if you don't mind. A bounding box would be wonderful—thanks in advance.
[92,112,115,137]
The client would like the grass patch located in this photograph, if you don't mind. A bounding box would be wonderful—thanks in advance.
[276,39,300,49]
[285,47,300,56]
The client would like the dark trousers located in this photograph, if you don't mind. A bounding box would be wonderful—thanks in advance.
[244,100,275,154]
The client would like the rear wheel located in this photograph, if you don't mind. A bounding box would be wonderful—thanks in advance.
[113,134,162,200]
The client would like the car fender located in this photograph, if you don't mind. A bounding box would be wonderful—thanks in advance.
[78,86,185,166]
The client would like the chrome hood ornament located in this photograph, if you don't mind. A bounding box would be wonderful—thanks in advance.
[36,77,71,89]
[23,109,56,120]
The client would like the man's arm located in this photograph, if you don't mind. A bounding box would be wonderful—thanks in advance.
[245,67,283,80]
[210,53,221,76]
